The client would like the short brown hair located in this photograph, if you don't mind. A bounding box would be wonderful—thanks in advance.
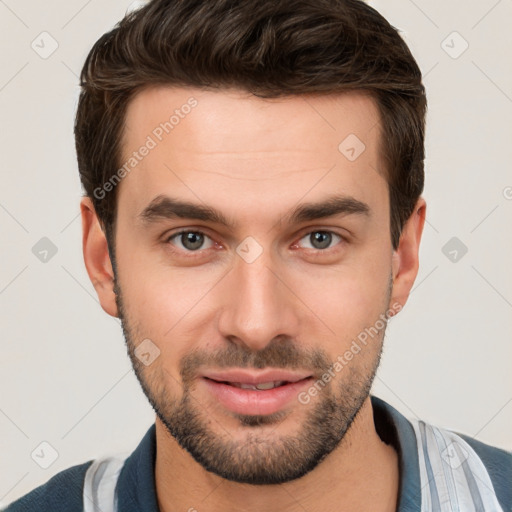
[75,0,426,253]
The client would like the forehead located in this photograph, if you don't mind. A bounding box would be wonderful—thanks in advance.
[117,86,386,223]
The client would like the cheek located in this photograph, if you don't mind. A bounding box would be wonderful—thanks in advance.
[117,260,222,375]
[116,235,208,325]
[288,256,391,347]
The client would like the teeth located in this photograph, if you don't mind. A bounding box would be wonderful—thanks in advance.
[230,381,286,390]
[239,383,258,390]
[255,381,277,390]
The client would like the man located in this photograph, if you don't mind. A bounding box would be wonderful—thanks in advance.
[5,0,511,511]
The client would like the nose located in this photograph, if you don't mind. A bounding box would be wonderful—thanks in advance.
[216,252,301,352]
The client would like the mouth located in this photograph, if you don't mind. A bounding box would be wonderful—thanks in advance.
[204,378,305,390]
[200,370,314,416]
[201,368,313,386]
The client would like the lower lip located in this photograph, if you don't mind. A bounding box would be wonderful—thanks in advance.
[201,377,313,416]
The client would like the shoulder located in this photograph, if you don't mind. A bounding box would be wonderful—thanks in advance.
[411,419,512,512]
[371,396,511,511]
[457,432,512,510]
[3,460,93,512]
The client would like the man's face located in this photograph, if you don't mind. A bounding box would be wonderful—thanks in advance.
[111,87,397,484]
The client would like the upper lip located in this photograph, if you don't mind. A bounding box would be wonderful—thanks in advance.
[202,369,313,385]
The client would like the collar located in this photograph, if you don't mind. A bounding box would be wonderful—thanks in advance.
[115,395,421,512]
[371,395,421,512]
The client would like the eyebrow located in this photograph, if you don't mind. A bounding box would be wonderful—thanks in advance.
[137,193,370,228]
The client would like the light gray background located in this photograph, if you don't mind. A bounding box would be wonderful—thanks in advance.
[1,0,511,506]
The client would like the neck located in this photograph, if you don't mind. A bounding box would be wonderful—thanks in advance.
[154,396,399,512]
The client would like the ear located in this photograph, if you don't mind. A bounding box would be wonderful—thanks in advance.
[388,197,426,315]
[80,196,119,318]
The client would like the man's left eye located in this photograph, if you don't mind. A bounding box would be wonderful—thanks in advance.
[297,231,343,250]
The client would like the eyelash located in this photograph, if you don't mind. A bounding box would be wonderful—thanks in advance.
[164,229,346,256]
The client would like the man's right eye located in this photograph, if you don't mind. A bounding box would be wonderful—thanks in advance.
[166,230,215,252]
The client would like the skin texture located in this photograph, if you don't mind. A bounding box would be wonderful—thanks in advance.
[81,87,426,512]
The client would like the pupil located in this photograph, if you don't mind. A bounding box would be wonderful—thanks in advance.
[182,232,204,250]
[311,231,331,249]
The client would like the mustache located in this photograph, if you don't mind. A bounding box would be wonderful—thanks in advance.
[180,337,331,384]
